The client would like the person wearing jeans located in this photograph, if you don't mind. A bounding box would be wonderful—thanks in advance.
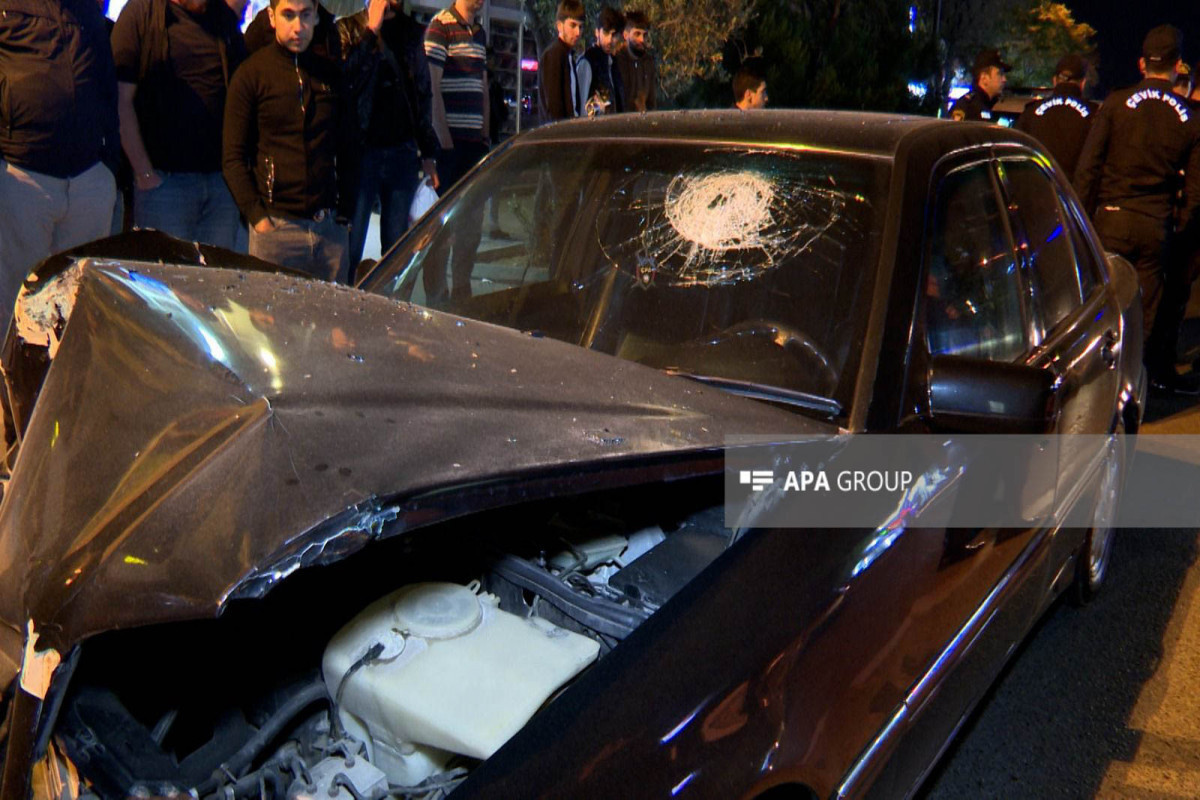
[337,0,440,275]
[245,212,349,282]
[349,144,423,264]
[111,0,246,250]
[133,171,241,248]
[222,0,357,282]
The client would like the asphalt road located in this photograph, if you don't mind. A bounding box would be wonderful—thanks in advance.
[919,392,1200,799]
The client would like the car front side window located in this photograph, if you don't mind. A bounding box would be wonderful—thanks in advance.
[999,158,1089,334]
[925,162,1027,362]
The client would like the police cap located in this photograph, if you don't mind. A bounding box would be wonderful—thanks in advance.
[1143,25,1182,65]
[1054,53,1087,81]
[973,48,1013,74]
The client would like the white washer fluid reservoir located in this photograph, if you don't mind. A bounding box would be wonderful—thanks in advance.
[323,582,600,782]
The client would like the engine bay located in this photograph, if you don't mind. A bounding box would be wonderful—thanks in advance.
[43,478,733,798]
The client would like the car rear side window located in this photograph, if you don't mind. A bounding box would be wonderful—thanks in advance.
[925,162,1026,362]
[999,158,1087,333]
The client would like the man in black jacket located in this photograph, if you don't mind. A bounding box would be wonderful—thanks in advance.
[244,0,340,62]
[1075,25,1200,390]
[0,0,118,325]
[1015,54,1096,176]
[337,0,440,273]
[615,9,656,112]
[576,5,624,116]
[222,0,356,282]
[539,0,585,123]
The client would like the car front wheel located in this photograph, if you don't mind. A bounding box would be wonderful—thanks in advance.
[1072,424,1124,605]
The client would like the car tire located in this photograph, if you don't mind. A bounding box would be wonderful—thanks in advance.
[1071,423,1124,605]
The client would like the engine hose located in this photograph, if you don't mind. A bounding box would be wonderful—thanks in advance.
[332,642,385,742]
[196,681,330,797]
[492,555,648,638]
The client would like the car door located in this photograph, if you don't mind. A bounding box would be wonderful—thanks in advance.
[874,154,1056,797]
[996,154,1121,538]
[915,154,1044,653]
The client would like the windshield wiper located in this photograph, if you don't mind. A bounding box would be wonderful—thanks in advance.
[662,370,842,417]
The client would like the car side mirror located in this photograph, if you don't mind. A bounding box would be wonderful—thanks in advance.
[927,355,1060,434]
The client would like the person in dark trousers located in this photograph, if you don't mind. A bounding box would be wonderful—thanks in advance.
[425,0,488,191]
[733,63,768,110]
[616,9,656,112]
[486,47,510,237]
[538,0,585,123]
[1075,25,1200,392]
[111,0,246,250]
[423,0,488,302]
[1014,54,1097,177]
[0,0,119,326]
[337,0,440,276]
[222,0,356,282]
[950,49,1010,122]
[576,5,625,116]
[97,0,135,236]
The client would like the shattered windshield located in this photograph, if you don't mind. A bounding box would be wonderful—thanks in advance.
[363,141,888,408]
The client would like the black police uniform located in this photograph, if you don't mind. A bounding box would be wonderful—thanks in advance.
[1075,76,1200,379]
[1014,83,1097,176]
[1153,91,1200,382]
[949,88,997,121]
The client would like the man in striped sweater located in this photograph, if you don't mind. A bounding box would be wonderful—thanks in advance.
[424,0,489,192]
[421,0,489,303]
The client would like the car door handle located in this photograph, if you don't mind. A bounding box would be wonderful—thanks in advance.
[1100,330,1118,368]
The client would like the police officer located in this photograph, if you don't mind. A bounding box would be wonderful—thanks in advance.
[1015,54,1097,176]
[1075,25,1200,392]
[950,49,1010,122]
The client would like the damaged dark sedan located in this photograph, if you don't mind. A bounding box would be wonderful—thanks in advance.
[0,111,1144,799]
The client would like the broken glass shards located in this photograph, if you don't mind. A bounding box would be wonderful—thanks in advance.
[598,151,870,289]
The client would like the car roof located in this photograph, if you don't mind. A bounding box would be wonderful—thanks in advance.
[513,109,1021,160]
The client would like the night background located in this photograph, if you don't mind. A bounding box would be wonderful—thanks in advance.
[1071,0,1200,92]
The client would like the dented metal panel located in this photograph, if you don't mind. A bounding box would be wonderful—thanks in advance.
[0,256,828,654]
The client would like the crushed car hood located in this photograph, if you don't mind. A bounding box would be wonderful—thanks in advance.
[0,260,832,675]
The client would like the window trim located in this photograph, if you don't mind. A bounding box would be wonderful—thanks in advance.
[994,154,1109,341]
[919,153,1033,363]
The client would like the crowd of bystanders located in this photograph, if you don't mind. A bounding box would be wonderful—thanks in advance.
[0,0,743,309]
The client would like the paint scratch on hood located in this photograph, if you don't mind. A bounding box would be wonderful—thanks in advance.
[13,261,85,359]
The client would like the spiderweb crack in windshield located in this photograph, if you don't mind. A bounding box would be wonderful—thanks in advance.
[598,160,865,289]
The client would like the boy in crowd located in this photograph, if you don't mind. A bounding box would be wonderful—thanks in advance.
[538,0,585,123]
[616,9,656,112]
[733,64,768,110]
[222,0,356,281]
[576,5,625,116]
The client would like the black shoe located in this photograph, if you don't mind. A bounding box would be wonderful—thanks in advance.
[1150,372,1200,395]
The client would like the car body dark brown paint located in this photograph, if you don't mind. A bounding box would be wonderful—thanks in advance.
[0,256,826,669]
[0,113,1143,800]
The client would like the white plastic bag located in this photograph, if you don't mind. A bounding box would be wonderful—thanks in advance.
[408,179,439,227]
